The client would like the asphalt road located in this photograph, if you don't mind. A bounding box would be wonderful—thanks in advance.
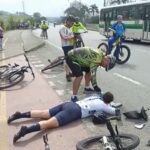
[30,25,150,150]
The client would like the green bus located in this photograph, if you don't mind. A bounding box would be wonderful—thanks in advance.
[99,1,150,42]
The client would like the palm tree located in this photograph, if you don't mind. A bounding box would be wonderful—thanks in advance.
[89,4,99,16]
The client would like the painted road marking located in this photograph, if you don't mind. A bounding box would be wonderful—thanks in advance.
[48,81,56,87]
[0,52,8,150]
[55,89,64,96]
[3,38,8,48]
[34,64,45,68]
[46,40,62,51]
[113,73,143,86]
[31,60,42,64]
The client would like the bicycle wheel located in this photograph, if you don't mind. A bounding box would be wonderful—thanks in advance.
[76,134,139,150]
[41,56,64,72]
[0,65,9,75]
[116,45,131,64]
[0,72,25,90]
[97,42,108,54]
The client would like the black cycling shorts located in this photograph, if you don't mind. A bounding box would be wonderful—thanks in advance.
[66,57,90,77]
[62,46,74,56]
[49,102,81,126]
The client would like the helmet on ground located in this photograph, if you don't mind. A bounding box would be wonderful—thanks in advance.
[105,55,116,71]
[92,112,107,124]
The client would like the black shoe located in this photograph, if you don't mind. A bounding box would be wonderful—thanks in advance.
[7,112,21,124]
[71,96,79,102]
[13,126,27,143]
[84,87,94,94]
[66,74,71,82]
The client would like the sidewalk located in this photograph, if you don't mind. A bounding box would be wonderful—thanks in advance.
[0,29,90,150]
[0,30,45,61]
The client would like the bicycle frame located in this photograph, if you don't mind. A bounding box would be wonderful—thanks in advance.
[105,117,123,150]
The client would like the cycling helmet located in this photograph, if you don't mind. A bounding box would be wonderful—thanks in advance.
[92,112,107,124]
[105,55,116,71]
[75,16,79,22]
[66,15,75,22]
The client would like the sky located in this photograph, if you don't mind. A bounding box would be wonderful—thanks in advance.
[0,0,104,17]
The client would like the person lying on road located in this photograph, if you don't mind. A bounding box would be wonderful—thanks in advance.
[8,92,119,143]
[66,47,116,102]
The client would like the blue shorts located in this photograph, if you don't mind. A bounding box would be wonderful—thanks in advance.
[62,46,74,56]
[49,102,81,126]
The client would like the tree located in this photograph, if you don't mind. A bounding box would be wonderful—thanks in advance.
[89,4,99,16]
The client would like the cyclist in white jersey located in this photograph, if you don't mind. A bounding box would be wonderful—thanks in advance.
[8,92,120,143]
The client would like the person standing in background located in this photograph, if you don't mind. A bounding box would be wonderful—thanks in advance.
[59,16,75,82]
[0,25,4,51]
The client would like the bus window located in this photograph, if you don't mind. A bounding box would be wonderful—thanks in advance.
[112,9,117,20]
[138,6,144,19]
[129,6,138,20]
[122,9,129,20]
[100,10,105,21]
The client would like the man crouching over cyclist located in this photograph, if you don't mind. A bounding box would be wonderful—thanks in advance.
[8,91,120,143]
[66,47,116,102]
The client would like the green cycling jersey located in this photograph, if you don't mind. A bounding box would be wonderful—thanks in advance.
[68,47,104,86]
[71,22,87,33]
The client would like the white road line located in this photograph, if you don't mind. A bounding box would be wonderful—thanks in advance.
[27,55,36,58]
[46,41,62,51]
[55,89,64,96]
[34,64,45,67]
[2,38,8,48]
[43,74,52,78]
[31,60,42,64]
[113,73,143,86]
[48,81,56,87]
[57,81,64,84]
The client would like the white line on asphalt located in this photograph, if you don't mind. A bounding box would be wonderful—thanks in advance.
[57,81,64,84]
[46,40,62,51]
[113,73,143,86]
[31,60,42,64]
[3,38,8,48]
[48,81,56,87]
[55,89,64,96]
[34,64,45,67]
[43,74,52,78]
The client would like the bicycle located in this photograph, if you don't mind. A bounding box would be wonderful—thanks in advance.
[41,56,65,72]
[43,134,50,150]
[97,28,131,64]
[0,54,35,90]
[73,32,86,48]
[76,116,140,150]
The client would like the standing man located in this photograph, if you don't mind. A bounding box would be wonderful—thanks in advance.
[0,24,4,51]
[59,16,75,82]
[40,20,49,39]
[108,15,126,61]
[66,47,116,102]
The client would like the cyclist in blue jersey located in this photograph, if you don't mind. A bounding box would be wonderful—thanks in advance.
[108,15,126,61]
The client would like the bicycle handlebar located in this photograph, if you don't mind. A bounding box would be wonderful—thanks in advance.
[106,116,121,121]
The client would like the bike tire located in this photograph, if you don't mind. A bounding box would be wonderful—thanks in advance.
[97,42,108,54]
[117,45,131,64]
[76,134,139,150]
[0,65,9,74]
[0,72,25,90]
[41,57,64,72]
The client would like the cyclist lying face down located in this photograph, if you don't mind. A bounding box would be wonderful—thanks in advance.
[66,47,116,102]
[8,92,118,143]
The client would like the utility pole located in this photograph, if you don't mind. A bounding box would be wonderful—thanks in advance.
[22,0,25,14]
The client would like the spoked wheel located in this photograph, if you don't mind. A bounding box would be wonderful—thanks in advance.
[116,45,131,64]
[76,134,139,150]
[41,56,64,72]
[75,40,85,48]
[0,72,25,90]
[0,65,9,75]
[97,42,108,54]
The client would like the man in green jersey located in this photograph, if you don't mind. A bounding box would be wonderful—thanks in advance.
[66,47,116,102]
